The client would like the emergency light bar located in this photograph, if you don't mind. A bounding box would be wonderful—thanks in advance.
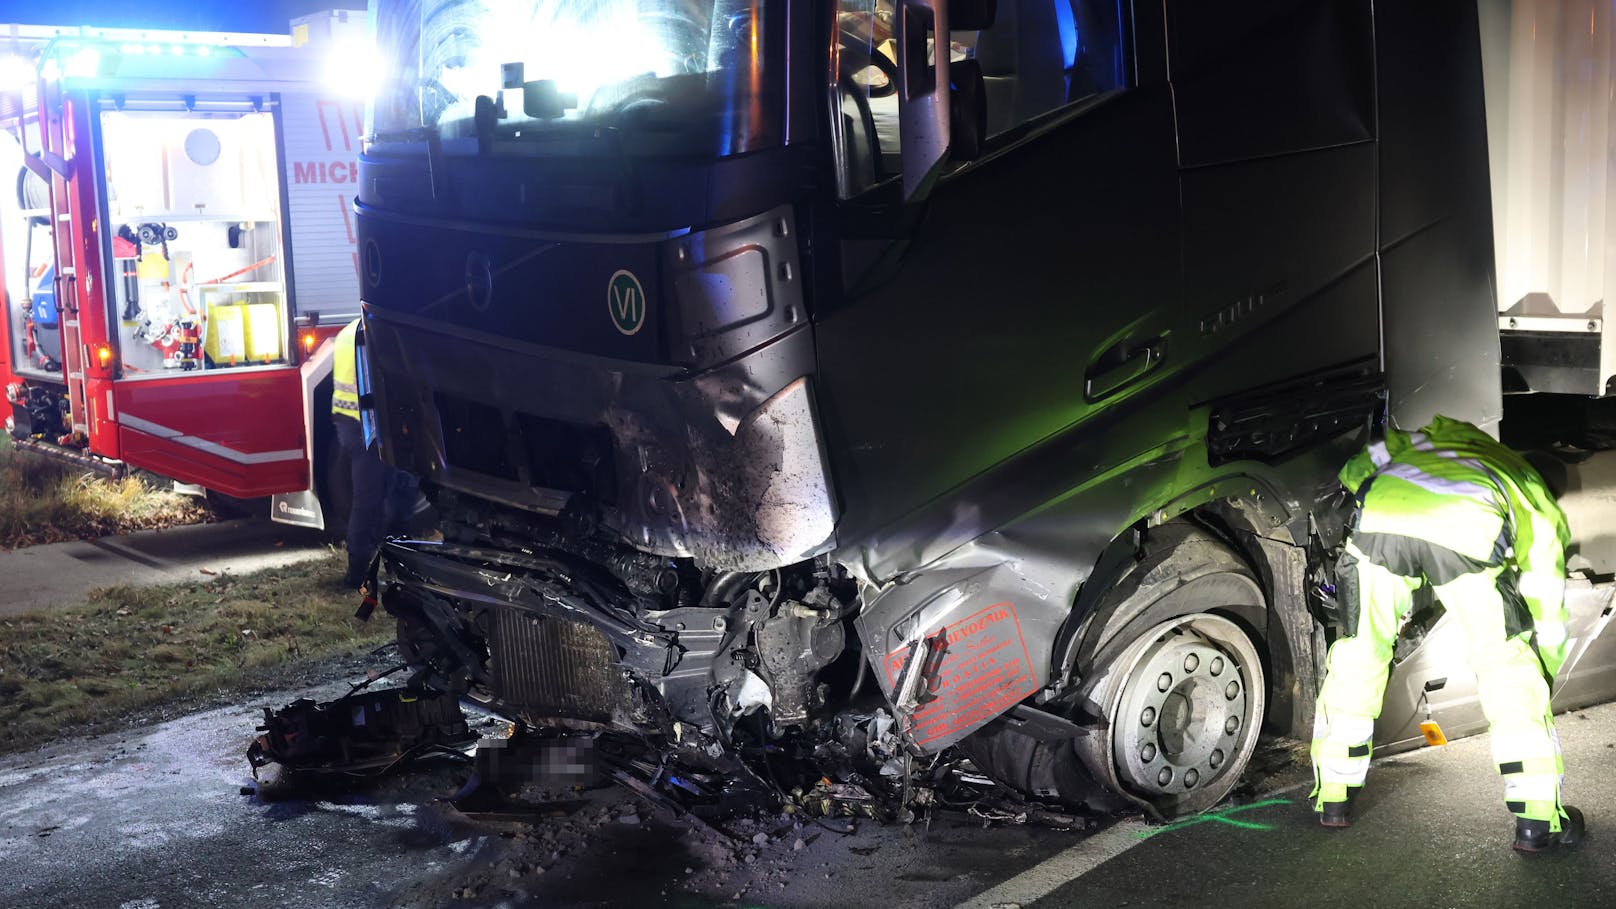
[39,39,249,83]
[0,22,290,49]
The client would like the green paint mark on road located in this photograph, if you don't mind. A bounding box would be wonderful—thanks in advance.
[1138,798,1293,838]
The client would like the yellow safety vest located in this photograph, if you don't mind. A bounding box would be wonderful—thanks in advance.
[332,318,362,421]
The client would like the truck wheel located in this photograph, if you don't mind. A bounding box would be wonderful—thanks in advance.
[960,525,1268,820]
[1074,612,1265,819]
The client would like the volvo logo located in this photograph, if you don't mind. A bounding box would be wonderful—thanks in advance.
[608,269,646,335]
[465,251,494,313]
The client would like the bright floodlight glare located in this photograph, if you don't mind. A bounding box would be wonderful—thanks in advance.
[325,36,383,99]
[64,47,101,78]
[0,55,32,92]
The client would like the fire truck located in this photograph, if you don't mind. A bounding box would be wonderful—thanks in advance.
[0,11,368,531]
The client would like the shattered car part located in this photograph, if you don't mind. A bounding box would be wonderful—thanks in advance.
[247,687,475,778]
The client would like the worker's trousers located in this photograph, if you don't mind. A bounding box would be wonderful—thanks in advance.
[1311,536,1565,829]
[334,415,419,586]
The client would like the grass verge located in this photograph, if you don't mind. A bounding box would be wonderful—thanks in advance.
[0,433,212,549]
[0,552,393,756]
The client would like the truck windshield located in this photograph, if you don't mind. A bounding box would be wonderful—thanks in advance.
[373,0,779,157]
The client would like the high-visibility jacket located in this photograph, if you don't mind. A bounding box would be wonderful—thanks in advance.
[332,318,362,422]
[1338,415,1570,641]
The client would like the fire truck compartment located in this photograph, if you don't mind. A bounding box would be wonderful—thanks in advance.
[98,106,291,375]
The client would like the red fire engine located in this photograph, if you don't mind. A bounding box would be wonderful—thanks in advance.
[0,11,370,530]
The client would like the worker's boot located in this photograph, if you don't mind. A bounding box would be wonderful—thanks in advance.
[1318,789,1357,829]
[1513,805,1586,853]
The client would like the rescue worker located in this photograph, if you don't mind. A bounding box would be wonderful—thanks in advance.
[332,316,418,589]
[1310,414,1583,851]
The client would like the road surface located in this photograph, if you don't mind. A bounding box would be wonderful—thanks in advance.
[2,682,1611,909]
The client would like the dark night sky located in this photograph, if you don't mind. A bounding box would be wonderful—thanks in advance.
[0,1,366,35]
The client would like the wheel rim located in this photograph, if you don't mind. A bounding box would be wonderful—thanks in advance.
[1098,613,1264,816]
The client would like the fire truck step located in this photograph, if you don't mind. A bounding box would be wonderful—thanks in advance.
[9,437,124,478]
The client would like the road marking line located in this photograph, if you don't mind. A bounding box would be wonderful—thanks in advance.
[951,818,1151,909]
[952,782,1315,909]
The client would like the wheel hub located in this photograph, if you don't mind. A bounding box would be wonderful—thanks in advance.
[1112,622,1253,798]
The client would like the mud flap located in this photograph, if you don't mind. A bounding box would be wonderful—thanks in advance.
[269,488,325,530]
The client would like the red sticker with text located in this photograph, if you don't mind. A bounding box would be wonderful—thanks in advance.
[884,601,1038,747]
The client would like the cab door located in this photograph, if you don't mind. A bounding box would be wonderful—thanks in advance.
[816,0,1183,550]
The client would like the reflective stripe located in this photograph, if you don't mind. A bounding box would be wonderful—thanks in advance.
[1377,461,1499,504]
[1533,621,1568,647]
[1504,777,1559,801]
[118,413,304,464]
[1316,711,1375,743]
[1368,441,1390,467]
[1312,709,1373,787]
[1318,758,1370,786]
[1519,574,1566,603]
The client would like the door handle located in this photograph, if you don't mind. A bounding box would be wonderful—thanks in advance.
[1085,334,1166,401]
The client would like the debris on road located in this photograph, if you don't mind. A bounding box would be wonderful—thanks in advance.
[247,687,475,779]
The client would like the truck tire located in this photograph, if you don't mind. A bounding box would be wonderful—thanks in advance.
[961,523,1269,820]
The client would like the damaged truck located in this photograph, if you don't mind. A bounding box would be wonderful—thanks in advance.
[341,0,1616,821]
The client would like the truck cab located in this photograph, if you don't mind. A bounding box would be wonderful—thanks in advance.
[357,0,1522,818]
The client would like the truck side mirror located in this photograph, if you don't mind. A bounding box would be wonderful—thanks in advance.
[898,0,996,196]
[897,0,949,201]
[949,59,986,163]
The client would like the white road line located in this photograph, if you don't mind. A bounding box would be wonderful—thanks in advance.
[951,818,1151,909]
[952,781,1315,909]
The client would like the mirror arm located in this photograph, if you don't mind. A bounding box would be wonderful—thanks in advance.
[897,0,950,202]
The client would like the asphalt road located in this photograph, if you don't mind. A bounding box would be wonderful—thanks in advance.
[2,682,1611,909]
[981,704,1616,909]
[0,518,333,615]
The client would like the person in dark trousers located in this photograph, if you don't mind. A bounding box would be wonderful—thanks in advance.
[1311,414,1584,852]
[332,317,418,588]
